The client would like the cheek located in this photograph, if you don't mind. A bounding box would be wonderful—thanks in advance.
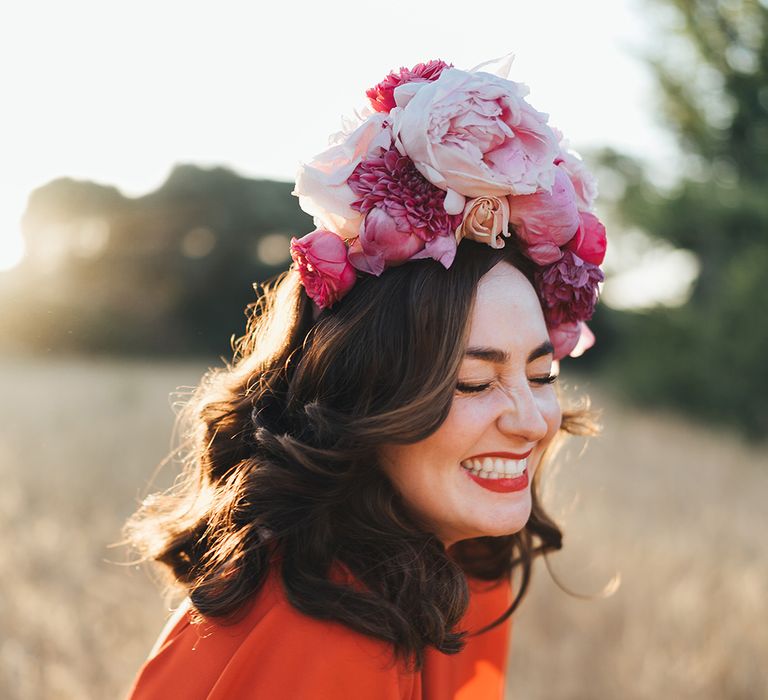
[437,398,493,448]
[447,389,503,422]
[383,400,485,475]
[542,392,562,439]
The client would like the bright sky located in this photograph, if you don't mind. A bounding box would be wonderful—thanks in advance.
[0,0,681,292]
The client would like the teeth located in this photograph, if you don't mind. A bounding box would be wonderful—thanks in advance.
[461,457,527,479]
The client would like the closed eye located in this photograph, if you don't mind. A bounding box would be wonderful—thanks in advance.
[455,381,492,394]
[530,374,558,386]
[457,374,557,393]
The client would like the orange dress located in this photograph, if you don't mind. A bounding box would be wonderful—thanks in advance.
[128,562,512,699]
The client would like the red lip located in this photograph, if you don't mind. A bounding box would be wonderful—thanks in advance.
[465,450,532,461]
[465,468,529,493]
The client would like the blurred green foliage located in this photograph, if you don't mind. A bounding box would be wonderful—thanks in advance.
[599,0,768,438]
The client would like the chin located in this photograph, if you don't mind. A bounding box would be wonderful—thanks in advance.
[484,520,529,539]
[452,519,531,544]
[480,502,533,539]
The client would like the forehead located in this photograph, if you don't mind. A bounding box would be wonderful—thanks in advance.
[467,262,548,349]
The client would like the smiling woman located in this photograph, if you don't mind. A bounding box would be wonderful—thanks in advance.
[380,264,562,548]
[125,57,605,699]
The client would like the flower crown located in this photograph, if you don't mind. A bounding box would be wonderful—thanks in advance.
[289,55,606,360]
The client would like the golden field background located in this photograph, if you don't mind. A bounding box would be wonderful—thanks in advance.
[0,355,766,699]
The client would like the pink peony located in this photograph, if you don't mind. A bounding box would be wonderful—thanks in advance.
[347,147,463,241]
[392,67,560,212]
[366,60,452,114]
[293,113,393,239]
[508,167,580,265]
[536,251,604,326]
[289,229,357,309]
[548,321,581,360]
[548,321,596,360]
[570,322,596,357]
[347,207,457,276]
[565,212,607,265]
[555,142,598,211]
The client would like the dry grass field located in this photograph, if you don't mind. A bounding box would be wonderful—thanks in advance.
[0,355,766,699]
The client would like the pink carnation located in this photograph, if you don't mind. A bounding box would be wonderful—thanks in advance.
[290,229,357,309]
[536,251,604,326]
[366,60,452,114]
[347,147,463,241]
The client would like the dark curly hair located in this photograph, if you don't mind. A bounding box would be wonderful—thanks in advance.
[124,238,597,671]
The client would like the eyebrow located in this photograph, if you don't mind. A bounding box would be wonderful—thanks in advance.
[465,340,554,365]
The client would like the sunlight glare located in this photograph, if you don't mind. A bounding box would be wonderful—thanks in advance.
[0,226,25,271]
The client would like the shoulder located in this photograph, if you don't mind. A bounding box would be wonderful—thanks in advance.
[420,575,513,700]
[129,566,419,700]
[237,569,405,671]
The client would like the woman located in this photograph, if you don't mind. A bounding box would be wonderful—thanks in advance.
[126,56,605,699]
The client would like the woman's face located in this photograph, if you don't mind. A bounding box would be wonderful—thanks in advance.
[379,262,562,548]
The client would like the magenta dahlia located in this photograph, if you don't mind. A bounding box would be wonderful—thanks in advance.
[536,251,604,325]
[347,147,463,241]
[366,59,453,113]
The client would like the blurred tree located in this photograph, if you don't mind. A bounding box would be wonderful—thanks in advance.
[602,0,768,437]
[5,165,314,356]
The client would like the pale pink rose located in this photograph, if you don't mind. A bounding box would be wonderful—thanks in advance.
[549,321,595,360]
[289,229,357,309]
[555,143,598,211]
[293,113,393,239]
[391,68,560,209]
[455,195,510,249]
[507,167,580,264]
[348,207,457,276]
[566,212,607,265]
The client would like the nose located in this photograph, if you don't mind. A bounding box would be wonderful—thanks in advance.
[496,384,549,443]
